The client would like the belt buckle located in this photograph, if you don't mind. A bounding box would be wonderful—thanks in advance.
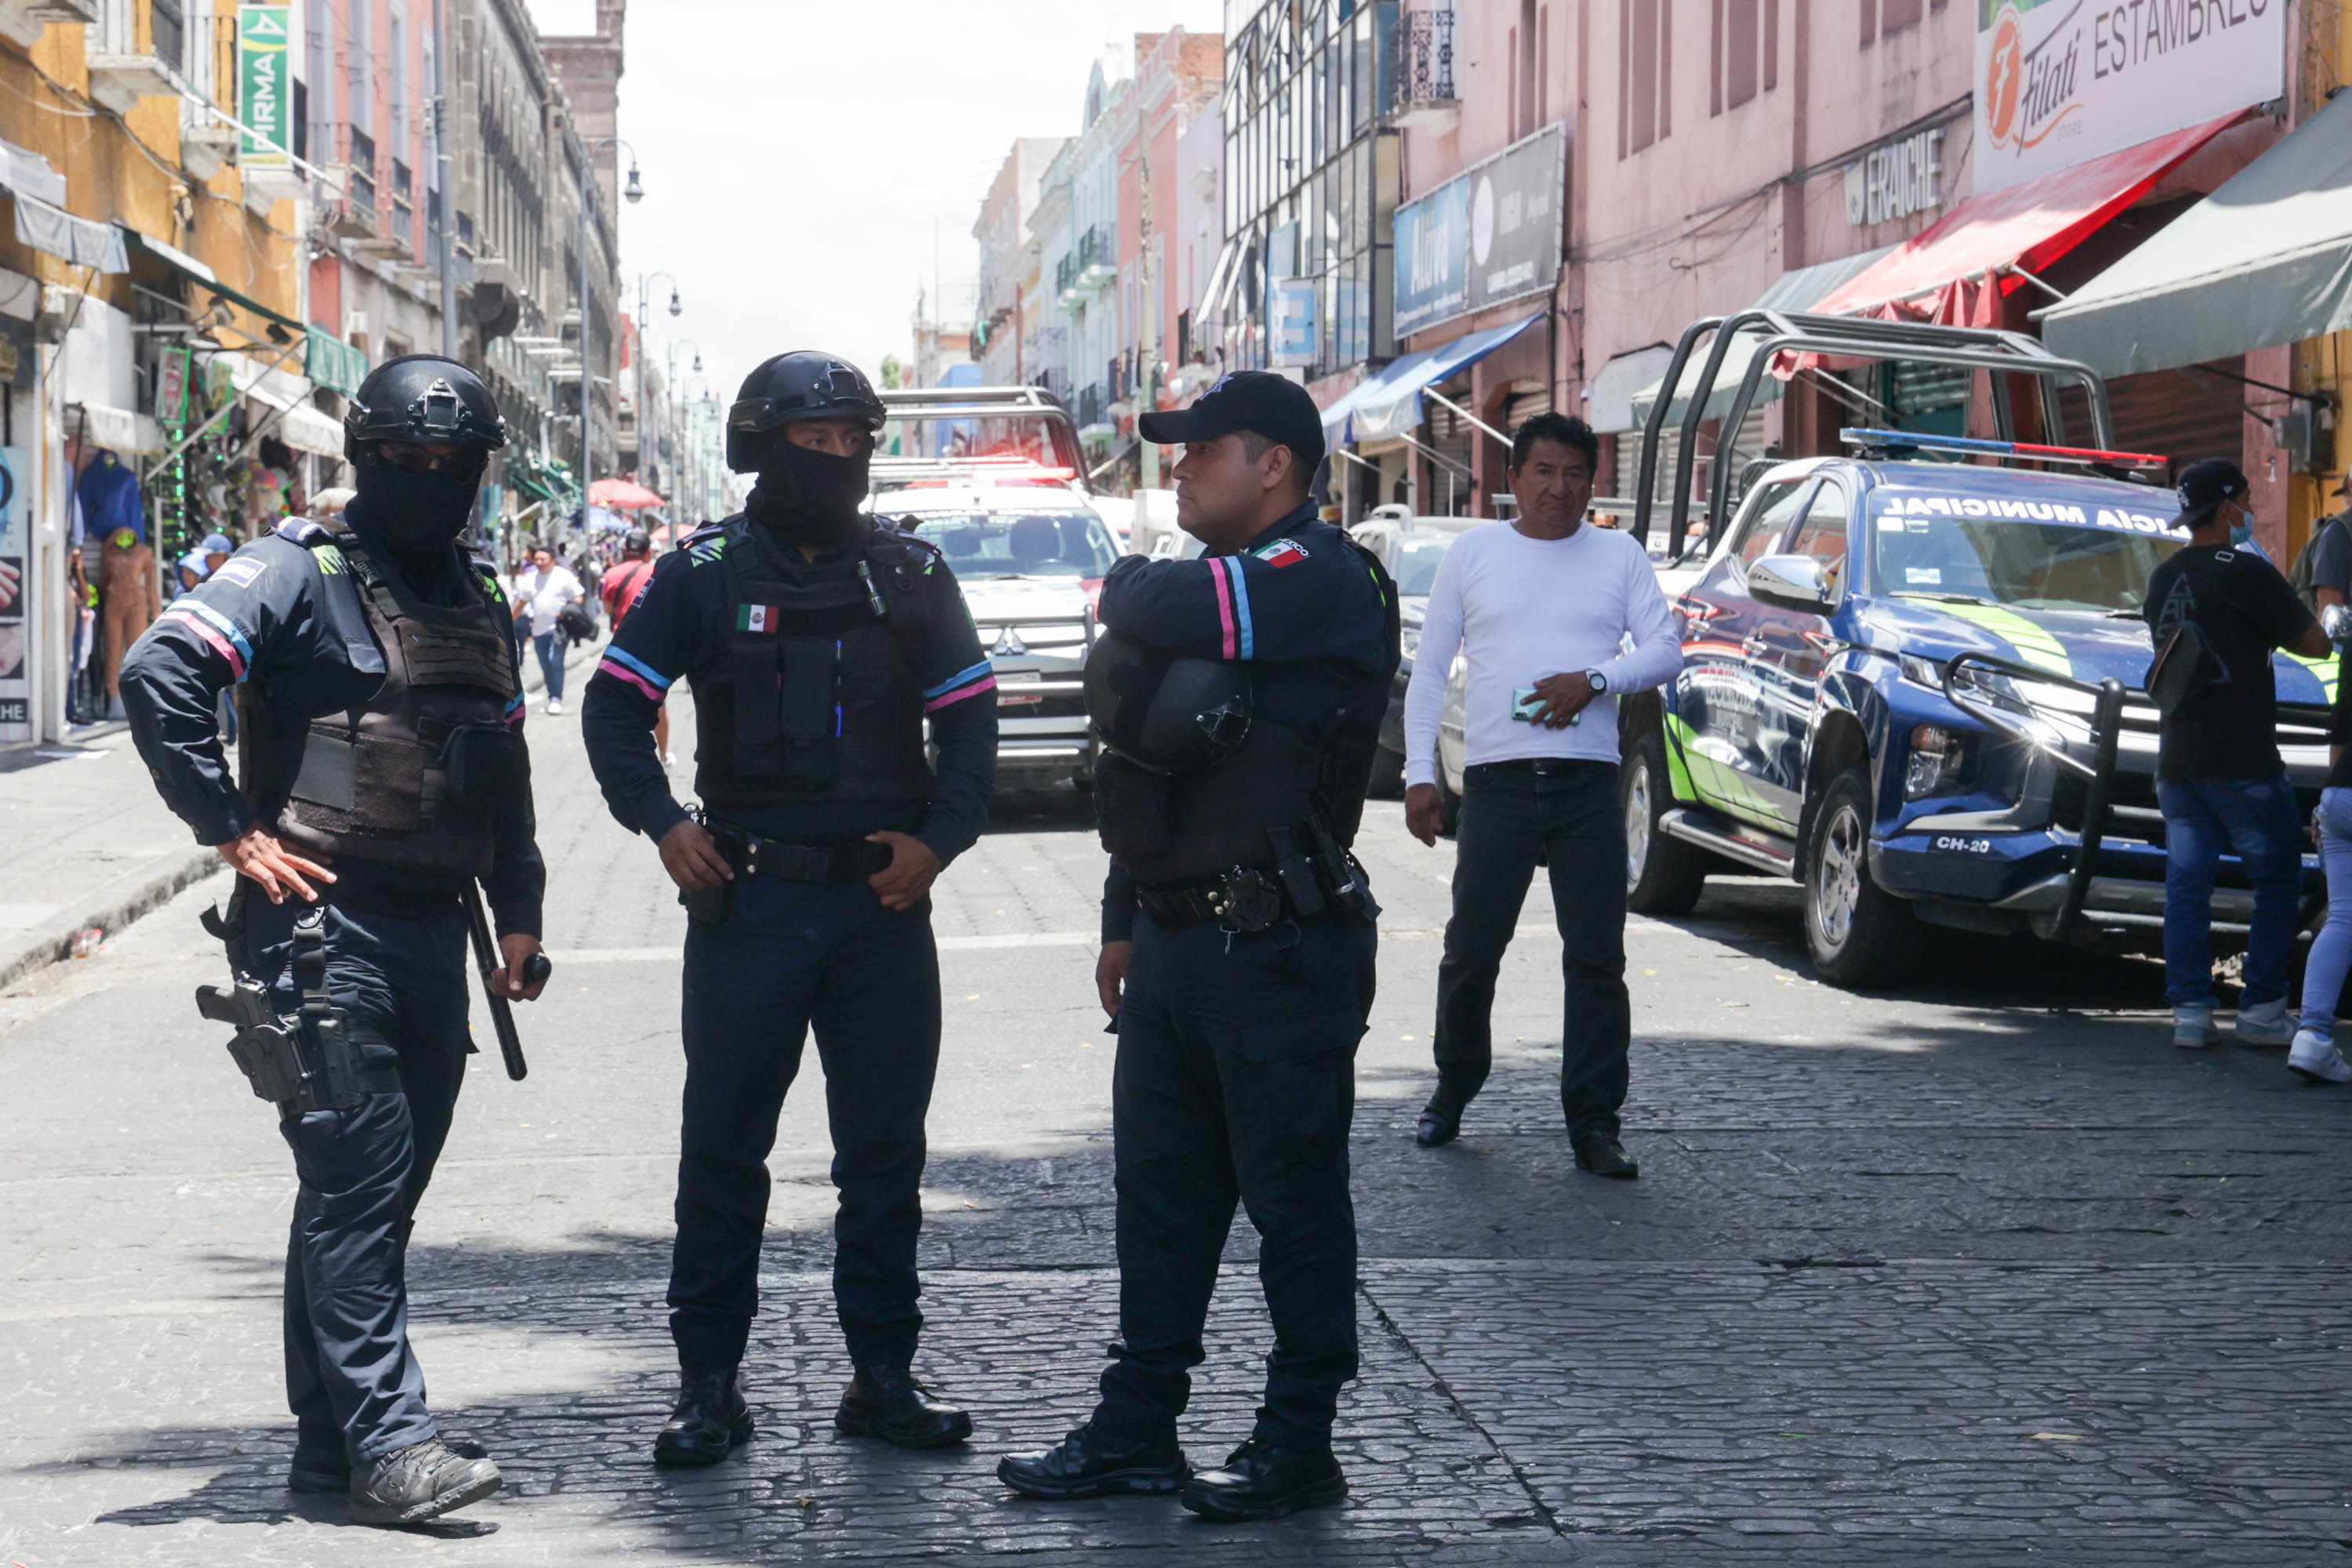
[1210,867,1283,935]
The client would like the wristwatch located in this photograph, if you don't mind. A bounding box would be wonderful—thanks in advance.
[1586,668,1610,695]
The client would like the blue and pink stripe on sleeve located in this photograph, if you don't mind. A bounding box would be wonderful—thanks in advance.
[1207,555,1255,660]
[597,645,674,704]
[922,659,996,713]
[158,601,253,681]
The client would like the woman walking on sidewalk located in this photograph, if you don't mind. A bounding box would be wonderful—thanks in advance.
[514,545,584,714]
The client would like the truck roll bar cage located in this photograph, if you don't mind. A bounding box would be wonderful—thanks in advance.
[1631,310,2122,561]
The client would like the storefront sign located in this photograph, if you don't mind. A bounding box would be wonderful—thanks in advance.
[1269,280,1319,368]
[304,325,366,397]
[1845,129,1946,226]
[1974,0,2282,193]
[238,6,292,169]
[0,445,26,742]
[155,346,190,426]
[1393,124,1563,339]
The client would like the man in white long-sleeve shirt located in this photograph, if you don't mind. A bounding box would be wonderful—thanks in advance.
[1402,413,1681,1178]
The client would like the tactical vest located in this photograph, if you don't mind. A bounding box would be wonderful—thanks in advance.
[691,517,936,810]
[241,517,526,880]
[1098,535,1399,886]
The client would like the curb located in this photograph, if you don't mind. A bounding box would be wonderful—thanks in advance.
[0,847,222,994]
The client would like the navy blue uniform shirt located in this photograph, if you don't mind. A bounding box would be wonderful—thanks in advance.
[118,514,548,938]
[1095,503,1399,942]
[579,517,998,863]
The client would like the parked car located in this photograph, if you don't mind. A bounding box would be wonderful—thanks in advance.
[1349,514,1480,797]
[888,487,1120,793]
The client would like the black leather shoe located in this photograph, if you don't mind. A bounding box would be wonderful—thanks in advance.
[836,1364,973,1449]
[349,1437,502,1526]
[1573,1134,1639,1179]
[654,1369,753,1467]
[1179,1438,1346,1521]
[998,1421,1191,1499]
[1416,1084,1470,1147]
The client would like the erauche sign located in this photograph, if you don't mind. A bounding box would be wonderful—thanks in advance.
[1845,129,1945,227]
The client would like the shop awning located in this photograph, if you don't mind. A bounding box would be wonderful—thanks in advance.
[1583,345,1673,434]
[2040,92,2352,378]
[70,401,162,454]
[1628,246,1897,426]
[587,475,665,510]
[123,227,302,336]
[1341,314,1542,445]
[14,196,124,273]
[1813,111,2246,325]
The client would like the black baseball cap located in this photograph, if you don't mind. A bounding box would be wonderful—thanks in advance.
[1138,370,1327,477]
[2174,457,2250,528]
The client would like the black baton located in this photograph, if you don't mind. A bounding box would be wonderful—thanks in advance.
[463,884,548,1081]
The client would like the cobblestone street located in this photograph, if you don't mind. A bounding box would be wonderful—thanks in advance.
[5,704,2350,1566]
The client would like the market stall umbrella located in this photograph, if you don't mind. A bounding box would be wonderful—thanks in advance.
[588,477,666,510]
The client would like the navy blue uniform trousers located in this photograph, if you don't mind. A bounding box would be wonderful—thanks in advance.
[245,894,471,1468]
[1432,761,1632,1137]
[1094,907,1374,1452]
[670,876,942,1374]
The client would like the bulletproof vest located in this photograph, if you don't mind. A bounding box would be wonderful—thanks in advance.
[692,517,935,809]
[241,518,525,880]
[1097,535,1400,885]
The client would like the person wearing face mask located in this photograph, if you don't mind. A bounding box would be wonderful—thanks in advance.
[118,355,548,1526]
[580,350,996,1466]
[2143,457,2332,1050]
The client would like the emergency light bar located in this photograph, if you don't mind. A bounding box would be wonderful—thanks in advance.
[1838,427,2168,470]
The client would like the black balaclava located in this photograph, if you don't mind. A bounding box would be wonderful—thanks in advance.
[744,434,871,548]
[348,447,483,603]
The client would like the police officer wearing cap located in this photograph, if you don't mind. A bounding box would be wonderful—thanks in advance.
[119,355,548,1526]
[999,372,1399,1520]
[580,351,996,1464]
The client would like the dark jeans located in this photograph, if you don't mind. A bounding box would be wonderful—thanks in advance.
[533,630,567,701]
[670,875,942,1374]
[2158,772,2305,1009]
[1433,760,1631,1138]
[1093,906,1374,1452]
[244,893,471,1466]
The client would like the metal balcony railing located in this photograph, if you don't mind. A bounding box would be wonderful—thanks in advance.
[1388,5,1457,117]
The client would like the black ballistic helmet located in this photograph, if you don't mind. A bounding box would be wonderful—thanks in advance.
[343,354,508,461]
[727,351,887,471]
[1083,629,1253,775]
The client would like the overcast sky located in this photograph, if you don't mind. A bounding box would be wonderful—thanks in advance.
[526,0,1224,415]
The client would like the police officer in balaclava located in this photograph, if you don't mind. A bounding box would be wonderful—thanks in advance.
[120,354,550,1526]
[580,351,997,1464]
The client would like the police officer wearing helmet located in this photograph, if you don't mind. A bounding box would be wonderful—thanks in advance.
[118,354,548,1526]
[999,372,1399,1521]
[580,350,996,1464]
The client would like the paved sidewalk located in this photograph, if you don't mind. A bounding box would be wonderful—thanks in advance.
[0,630,602,993]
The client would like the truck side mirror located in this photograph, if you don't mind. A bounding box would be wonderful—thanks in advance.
[1747,553,1835,614]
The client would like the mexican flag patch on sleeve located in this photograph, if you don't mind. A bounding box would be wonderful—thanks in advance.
[735,604,783,632]
[1254,539,1308,568]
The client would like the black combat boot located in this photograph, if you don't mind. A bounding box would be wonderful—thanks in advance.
[1178,1438,1346,1522]
[834,1363,973,1449]
[348,1436,503,1526]
[999,1421,1191,1499]
[654,1368,753,1467]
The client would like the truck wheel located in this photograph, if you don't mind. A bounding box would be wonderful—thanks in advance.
[1624,727,1708,916]
[1368,744,1406,799]
[1803,767,1923,988]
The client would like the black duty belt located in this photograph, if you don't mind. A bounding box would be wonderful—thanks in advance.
[1135,823,1378,935]
[712,825,893,885]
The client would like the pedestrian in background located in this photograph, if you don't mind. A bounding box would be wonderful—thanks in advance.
[1402,413,1680,1178]
[600,527,670,767]
[2293,617,2352,1083]
[2292,467,2352,615]
[512,544,584,714]
[2143,458,2332,1049]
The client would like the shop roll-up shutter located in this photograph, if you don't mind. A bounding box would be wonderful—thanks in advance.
[2054,356,2245,481]
[1504,380,1551,431]
[1429,399,1475,514]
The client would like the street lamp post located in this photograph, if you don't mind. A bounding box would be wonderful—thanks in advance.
[574,134,643,485]
[636,271,682,488]
[665,339,702,519]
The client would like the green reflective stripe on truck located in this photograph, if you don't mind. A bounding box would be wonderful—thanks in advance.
[1895,596,2073,677]
[1661,712,1700,800]
[1666,711,1776,822]
[2286,652,2340,706]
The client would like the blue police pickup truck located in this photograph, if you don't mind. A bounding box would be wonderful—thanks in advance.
[1620,430,2334,985]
